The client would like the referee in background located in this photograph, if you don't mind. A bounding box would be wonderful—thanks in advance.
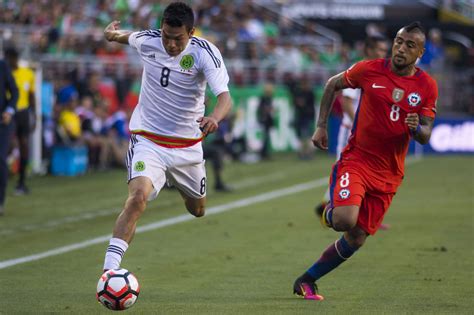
[0,54,18,215]
[5,47,36,195]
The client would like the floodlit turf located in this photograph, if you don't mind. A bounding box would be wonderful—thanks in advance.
[0,154,472,314]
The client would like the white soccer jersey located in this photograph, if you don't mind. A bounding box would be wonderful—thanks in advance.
[128,29,229,139]
[341,88,360,128]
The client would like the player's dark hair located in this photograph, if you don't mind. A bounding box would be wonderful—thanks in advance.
[364,35,387,53]
[4,47,19,59]
[401,21,426,46]
[163,2,194,32]
[404,21,425,34]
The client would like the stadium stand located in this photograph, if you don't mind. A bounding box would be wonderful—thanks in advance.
[0,0,472,174]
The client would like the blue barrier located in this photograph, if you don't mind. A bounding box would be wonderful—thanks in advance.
[328,115,474,155]
[51,145,88,176]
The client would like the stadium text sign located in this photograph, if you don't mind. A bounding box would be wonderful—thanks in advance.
[429,121,474,153]
[282,4,384,19]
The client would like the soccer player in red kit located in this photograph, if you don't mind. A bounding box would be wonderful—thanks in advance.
[293,21,438,300]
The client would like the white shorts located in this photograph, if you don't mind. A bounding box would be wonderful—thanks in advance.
[126,134,207,201]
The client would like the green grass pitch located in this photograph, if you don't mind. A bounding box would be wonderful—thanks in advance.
[0,154,472,314]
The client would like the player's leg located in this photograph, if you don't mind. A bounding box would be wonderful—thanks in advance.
[177,189,206,217]
[315,126,350,218]
[0,123,13,214]
[168,157,207,217]
[319,159,364,230]
[113,176,155,242]
[322,204,359,231]
[293,224,367,300]
[294,203,362,300]
[295,163,365,299]
[294,181,394,300]
[15,110,30,194]
[103,135,166,271]
[103,176,155,271]
[16,134,29,191]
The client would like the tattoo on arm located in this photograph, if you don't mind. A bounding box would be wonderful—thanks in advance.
[317,72,348,128]
[420,115,434,129]
[414,115,434,144]
[334,75,347,90]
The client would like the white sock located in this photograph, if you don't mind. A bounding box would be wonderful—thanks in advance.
[103,237,129,270]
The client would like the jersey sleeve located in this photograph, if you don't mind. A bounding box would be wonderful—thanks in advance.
[420,78,438,118]
[128,30,161,55]
[343,60,370,89]
[200,42,229,96]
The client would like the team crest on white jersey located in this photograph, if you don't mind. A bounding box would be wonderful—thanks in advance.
[134,161,146,172]
[339,189,350,199]
[180,55,194,70]
[407,92,421,107]
[392,88,405,102]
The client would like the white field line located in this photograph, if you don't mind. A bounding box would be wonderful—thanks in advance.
[0,156,421,270]
[0,177,328,270]
[0,172,289,236]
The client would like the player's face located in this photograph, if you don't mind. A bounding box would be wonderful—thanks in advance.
[162,23,194,57]
[368,41,389,59]
[391,29,425,69]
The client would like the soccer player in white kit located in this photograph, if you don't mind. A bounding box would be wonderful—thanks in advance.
[101,2,232,271]
[315,36,389,222]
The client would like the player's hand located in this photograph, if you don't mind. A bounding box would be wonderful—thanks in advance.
[312,127,328,150]
[405,113,419,133]
[197,116,218,136]
[104,21,121,42]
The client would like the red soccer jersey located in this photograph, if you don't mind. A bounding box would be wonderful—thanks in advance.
[342,58,438,184]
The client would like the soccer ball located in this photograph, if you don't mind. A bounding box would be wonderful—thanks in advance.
[96,269,140,310]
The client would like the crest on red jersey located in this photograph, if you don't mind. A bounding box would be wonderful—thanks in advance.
[339,189,350,200]
[392,88,404,102]
[407,92,422,107]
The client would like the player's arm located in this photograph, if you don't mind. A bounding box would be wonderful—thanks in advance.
[198,92,232,135]
[312,72,349,150]
[405,114,434,145]
[2,61,18,124]
[104,21,133,44]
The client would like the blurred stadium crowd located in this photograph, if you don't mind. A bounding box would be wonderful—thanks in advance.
[0,0,472,175]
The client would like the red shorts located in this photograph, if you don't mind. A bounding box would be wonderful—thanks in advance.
[328,159,400,235]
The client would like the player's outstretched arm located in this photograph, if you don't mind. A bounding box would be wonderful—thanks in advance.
[405,114,434,145]
[312,72,348,150]
[104,21,133,45]
[198,92,232,135]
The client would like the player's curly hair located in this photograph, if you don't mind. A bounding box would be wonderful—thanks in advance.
[163,2,194,32]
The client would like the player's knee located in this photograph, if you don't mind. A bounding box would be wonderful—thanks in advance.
[126,190,148,214]
[332,220,356,232]
[332,212,358,231]
[188,204,205,217]
[185,198,206,217]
